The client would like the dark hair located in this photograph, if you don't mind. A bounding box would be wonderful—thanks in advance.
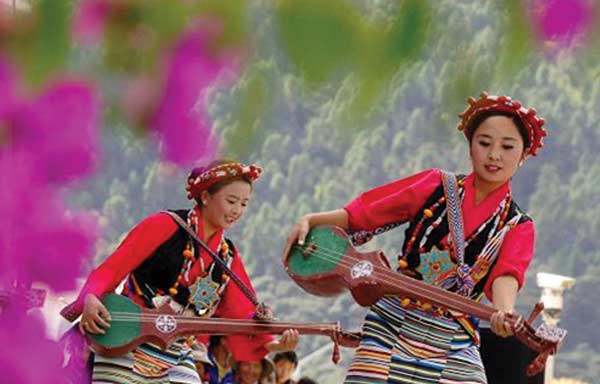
[208,335,225,352]
[297,377,317,384]
[273,351,298,366]
[466,111,530,150]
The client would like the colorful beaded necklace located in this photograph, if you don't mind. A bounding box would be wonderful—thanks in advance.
[167,208,231,297]
[399,178,513,270]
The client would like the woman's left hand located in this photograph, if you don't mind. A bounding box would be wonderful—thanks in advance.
[266,329,299,352]
[278,329,299,351]
[490,310,514,338]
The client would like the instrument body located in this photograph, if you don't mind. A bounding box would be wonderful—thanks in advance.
[87,294,360,361]
[284,225,567,376]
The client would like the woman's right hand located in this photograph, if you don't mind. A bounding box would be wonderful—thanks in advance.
[79,294,112,335]
[283,215,312,261]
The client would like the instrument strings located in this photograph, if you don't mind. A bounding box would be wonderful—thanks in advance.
[288,240,545,342]
[106,312,336,329]
[288,241,482,318]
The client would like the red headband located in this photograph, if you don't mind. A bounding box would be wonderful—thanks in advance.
[457,92,548,157]
[186,162,263,200]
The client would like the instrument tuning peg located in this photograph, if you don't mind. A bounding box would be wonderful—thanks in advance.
[527,301,544,323]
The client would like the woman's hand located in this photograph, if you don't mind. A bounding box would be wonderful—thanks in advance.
[283,215,312,262]
[265,329,299,352]
[253,303,275,321]
[490,276,519,338]
[79,294,112,335]
[490,309,514,338]
[283,210,349,262]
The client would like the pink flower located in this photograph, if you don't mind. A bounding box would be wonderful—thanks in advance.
[0,55,99,383]
[0,57,100,291]
[0,145,98,294]
[72,0,112,44]
[11,80,102,183]
[151,23,236,166]
[0,308,66,384]
[531,0,594,47]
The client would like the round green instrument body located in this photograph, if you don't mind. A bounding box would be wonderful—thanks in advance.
[89,294,142,348]
[287,226,349,277]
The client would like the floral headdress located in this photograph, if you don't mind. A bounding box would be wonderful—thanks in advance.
[186,162,263,200]
[457,92,548,157]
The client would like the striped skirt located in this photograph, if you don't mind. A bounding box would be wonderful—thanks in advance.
[92,342,201,384]
[344,297,487,384]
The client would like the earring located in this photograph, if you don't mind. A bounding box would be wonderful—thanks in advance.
[518,160,524,167]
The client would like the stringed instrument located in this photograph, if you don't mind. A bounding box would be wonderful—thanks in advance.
[284,225,567,376]
[86,294,360,363]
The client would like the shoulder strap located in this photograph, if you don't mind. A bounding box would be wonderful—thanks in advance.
[441,171,477,297]
[440,171,466,266]
[162,211,260,307]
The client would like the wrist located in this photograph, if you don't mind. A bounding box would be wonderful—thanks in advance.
[302,214,314,226]
[264,340,278,352]
[85,293,97,301]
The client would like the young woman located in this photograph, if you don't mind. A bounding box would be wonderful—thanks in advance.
[69,160,299,384]
[285,93,547,383]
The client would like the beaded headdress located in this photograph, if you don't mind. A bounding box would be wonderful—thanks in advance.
[186,162,263,200]
[457,92,548,157]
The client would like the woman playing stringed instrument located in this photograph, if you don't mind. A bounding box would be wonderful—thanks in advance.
[285,93,548,384]
[66,159,299,384]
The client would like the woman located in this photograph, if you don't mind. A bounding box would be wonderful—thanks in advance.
[69,160,299,383]
[285,93,547,383]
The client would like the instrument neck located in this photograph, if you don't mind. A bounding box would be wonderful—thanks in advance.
[143,314,339,337]
[375,265,495,321]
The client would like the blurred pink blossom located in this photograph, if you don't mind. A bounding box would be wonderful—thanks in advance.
[531,0,594,47]
[0,57,100,291]
[151,23,236,166]
[0,149,98,292]
[0,55,99,382]
[72,0,112,44]
[11,80,102,183]
[0,307,66,384]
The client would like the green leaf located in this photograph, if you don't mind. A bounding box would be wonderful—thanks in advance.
[494,0,535,81]
[23,0,72,85]
[276,0,359,86]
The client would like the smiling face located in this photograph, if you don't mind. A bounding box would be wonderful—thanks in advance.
[470,115,525,190]
[237,361,263,384]
[201,179,252,231]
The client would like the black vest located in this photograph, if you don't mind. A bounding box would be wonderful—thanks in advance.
[129,210,234,308]
[400,177,531,301]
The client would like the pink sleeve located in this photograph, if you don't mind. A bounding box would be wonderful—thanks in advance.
[214,247,273,362]
[75,213,179,310]
[483,220,536,301]
[344,169,442,231]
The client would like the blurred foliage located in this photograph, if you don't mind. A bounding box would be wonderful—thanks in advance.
[2,0,594,382]
[495,0,536,81]
[0,0,72,86]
